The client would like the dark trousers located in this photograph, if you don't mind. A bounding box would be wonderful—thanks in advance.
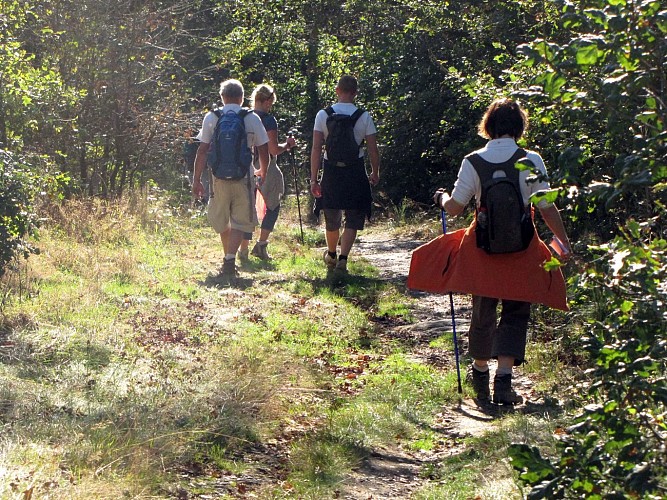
[468,295,531,366]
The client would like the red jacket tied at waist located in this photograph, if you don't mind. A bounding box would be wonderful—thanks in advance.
[407,223,568,311]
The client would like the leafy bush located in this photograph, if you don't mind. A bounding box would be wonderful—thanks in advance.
[508,0,667,496]
[513,0,666,242]
[0,150,42,277]
[509,226,667,498]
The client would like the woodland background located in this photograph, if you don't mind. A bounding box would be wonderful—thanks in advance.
[1,0,666,497]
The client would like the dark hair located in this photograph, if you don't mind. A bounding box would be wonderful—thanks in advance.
[478,98,528,140]
[336,75,358,94]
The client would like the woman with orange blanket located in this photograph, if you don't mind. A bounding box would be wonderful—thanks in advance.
[430,99,571,404]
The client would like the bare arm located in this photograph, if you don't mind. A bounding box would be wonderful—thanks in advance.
[267,129,296,157]
[365,133,380,185]
[434,190,466,216]
[192,142,210,199]
[538,204,572,254]
[255,142,269,179]
[310,130,324,197]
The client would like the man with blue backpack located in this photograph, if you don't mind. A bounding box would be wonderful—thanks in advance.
[192,79,269,278]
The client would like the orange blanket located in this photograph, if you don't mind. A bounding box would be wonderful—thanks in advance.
[407,223,568,311]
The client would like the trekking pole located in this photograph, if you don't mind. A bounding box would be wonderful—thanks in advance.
[442,209,463,394]
[289,130,304,244]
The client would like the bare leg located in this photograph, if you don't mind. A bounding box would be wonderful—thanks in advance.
[497,355,515,373]
[226,228,244,255]
[219,228,230,255]
[325,229,339,253]
[339,228,357,256]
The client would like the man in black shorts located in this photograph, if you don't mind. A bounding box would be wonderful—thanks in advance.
[310,75,381,273]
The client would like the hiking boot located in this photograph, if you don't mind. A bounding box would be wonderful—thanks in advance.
[238,247,249,262]
[251,241,270,261]
[466,365,490,401]
[493,374,523,405]
[323,250,337,269]
[335,257,348,273]
[220,257,238,278]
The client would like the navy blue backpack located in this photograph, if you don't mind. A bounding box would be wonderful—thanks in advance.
[207,108,253,180]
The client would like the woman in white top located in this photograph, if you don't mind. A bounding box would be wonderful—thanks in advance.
[435,98,572,405]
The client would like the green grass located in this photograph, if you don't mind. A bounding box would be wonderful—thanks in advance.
[0,195,578,499]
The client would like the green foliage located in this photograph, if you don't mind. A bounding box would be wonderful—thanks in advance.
[507,1,667,496]
[510,230,667,497]
[514,0,666,241]
[0,150,42,278]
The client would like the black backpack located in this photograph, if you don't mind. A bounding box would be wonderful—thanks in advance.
[468,148,535,254]
[207,108,253,180]
[324,107,366,166]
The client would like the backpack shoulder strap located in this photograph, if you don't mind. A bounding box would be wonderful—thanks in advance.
[350,108,366,124]
[325,106,334,117]
[466,153,495,186]
[238,108,253,119]
[213,109,223,119]
[468,149,528,184]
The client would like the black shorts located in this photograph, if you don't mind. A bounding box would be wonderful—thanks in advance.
[323,209,366,231]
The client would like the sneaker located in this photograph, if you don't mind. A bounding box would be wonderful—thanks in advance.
[493,374,523,405]
[334,257,348,273]
[220,258,238,277]
[238,248,249,262]
[251,242,270,261]
[323,250,337,269]
[466,365,490,401]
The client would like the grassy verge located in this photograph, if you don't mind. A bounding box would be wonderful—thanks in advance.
[0,193,574,498]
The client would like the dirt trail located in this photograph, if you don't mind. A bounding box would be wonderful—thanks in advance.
[342,232,558,499]
[332,233,496,499]
[202,231,543,499]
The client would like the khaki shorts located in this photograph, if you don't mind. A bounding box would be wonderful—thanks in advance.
[207,177,256,234]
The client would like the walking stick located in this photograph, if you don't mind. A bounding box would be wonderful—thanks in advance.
[289,130,304,244]
[442,210,463,394]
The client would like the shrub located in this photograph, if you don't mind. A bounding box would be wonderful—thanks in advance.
[509,224,667,498]
[0,149,42,277]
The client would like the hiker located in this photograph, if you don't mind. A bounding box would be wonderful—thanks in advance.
[238,83,297,261]
[432,98,572,404]
[310,74,380,273]
[192,79,269,277]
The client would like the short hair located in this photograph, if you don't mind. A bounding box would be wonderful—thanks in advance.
[478,98,528,140]
[336,75,358,94]
[250,84,276,104]
[219,79,244,101]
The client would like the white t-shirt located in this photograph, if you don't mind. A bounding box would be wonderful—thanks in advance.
[196,103,269,148]
[313,102,377,160]
[450,138,552,209]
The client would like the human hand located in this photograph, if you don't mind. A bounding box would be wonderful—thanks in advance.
[254,168,266,182]
[369,172,379,186]
[310,181,322,198]
[433,188,449,208]
[192,179,205,199]
[286,136,296,150]
[549,237,573,262]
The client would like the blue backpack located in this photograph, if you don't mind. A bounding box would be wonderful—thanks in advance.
[207,108,253,180]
